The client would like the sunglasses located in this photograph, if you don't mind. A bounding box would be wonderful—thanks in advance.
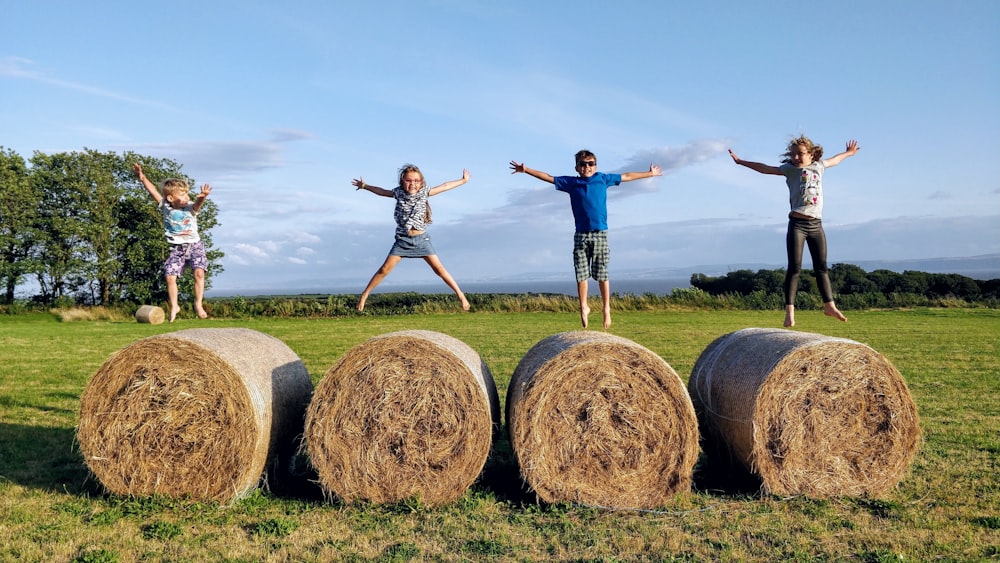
[577,161,597,167]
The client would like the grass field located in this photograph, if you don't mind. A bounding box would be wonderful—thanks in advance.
[0,307,998,562]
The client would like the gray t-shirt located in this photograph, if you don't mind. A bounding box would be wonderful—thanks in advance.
[780,161,825,219]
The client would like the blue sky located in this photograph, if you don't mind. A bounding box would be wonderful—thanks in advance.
[3,0,998,294]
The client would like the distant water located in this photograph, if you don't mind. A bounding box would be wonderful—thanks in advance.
[208,278,691,298]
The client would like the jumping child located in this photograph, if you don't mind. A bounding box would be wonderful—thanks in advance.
[133,162,212,322]
[510,150,662,329]
[728,136,859,327]
[353,164,471,312]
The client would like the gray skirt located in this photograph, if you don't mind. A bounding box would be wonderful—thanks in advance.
[389,233,437,257]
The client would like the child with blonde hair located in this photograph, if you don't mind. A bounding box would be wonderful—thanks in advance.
[729,136,859,327]
[134,162,213,322]
[352,164,471,312]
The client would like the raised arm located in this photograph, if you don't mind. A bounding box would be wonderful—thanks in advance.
[509,161,555,183]
[133,162,163,204]
[429,168,470,196]
[821,139,860,168]
[192,184,212,212]
[728,149,782,175]
[352,177,394,197]
[621,163,663,182]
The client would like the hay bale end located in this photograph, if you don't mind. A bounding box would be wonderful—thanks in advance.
[688,328,921,497]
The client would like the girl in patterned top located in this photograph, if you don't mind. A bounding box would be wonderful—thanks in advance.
[352,164,471,312]
[729,136,859,327]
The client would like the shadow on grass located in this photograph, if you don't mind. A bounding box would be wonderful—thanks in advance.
[0,423,96,495]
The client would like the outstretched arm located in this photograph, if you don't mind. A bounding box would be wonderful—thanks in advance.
[509,161,555,183]
[728,149,782,175]
[352,177,394,197]
[621,163,663,182]
[429,168,470,196]
[822,139,860,168]
[133,162,163,204]
[192,184,212,212]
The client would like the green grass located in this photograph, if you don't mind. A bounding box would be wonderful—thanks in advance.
[1,307,998,561]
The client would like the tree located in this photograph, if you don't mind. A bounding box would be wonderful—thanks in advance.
[0,148,40,303]
[830,263,877,294]
[23,149,223,305]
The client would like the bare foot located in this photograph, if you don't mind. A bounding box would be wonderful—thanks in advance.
[824,302,847,322]
[603,307,612,330]
[460,298,471,311]
[169,305,180,323]
[783,308,795,328]
[580,304,590,329]
[195,305,209,319]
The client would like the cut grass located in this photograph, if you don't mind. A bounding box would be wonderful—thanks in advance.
[0,307,997,561]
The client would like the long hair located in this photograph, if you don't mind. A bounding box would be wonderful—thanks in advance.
[780,135,824,164]
[397,163,432,224]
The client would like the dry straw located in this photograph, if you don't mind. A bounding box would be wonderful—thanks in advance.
[506,331,699,509]
[134,305,165,324]
[304,330,499,506]
[78,328,313,503]
[688,327,920,497]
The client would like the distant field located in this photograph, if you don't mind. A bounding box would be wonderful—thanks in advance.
[1,308,997,562]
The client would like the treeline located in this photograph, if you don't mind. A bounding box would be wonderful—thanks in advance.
[690,264,1000,307]
[0,147,223,306]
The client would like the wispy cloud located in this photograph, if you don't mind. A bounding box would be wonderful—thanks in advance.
[1,55,177,111]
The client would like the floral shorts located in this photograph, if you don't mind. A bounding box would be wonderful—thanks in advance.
[164,241,208,277]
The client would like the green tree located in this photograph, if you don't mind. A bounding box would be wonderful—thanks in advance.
[24,149,223,305]
[0,148,41,303]
[830,263,877,294]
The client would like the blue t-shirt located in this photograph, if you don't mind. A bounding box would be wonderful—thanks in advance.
[553,172,623,232]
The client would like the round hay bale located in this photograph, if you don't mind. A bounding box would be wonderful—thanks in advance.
[506,331,699,509]
[304,330,499,506]
[134,305,165,324]
[78,328,313,503]
[688,328,921,497]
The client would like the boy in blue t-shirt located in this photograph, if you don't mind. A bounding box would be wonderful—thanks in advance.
[510,150,662,329]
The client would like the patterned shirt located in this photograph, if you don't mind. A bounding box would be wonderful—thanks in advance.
[392,184,430,236]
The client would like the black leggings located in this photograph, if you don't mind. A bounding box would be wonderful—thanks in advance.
[784,216,834,306]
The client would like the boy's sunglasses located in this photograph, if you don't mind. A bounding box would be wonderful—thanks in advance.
[577,161,597,167]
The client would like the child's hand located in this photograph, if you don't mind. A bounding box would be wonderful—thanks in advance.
[509,161,525,174]
[844,140,860,155]
[649,164,663,176]
[352,177,366,190]
[728,149,740,163]
[133,162,144,177]
[461,169,470,182]
[199,184,212,197]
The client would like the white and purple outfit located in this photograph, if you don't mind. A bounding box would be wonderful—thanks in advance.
[159,200,207,276]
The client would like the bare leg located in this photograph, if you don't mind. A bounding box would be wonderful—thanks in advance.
[166,275,180,322]
[599,279,612,330]
[193,268,209,318]
[423,255,470,311]
[358,255,402,311]
[824,301,847,322]
[784,304,795,328]
[577,280,590,328]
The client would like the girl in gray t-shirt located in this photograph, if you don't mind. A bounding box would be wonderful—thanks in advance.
[728,136,860,328]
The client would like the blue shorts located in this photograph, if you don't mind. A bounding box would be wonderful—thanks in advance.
[164,241,208,276]
[389,233,436,257]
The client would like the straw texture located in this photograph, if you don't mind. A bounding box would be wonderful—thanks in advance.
[688,327,921,497]
[304,330,499,506]
[134,305,165,324]
[507,331,699,509]
[78,328,313,503]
